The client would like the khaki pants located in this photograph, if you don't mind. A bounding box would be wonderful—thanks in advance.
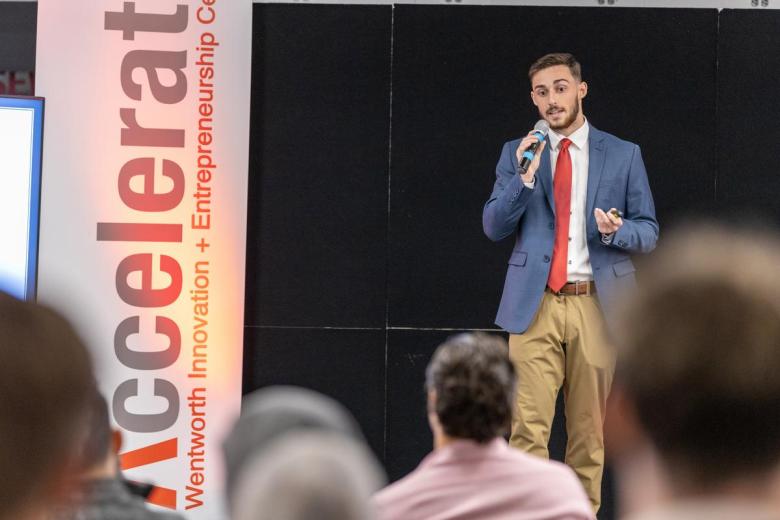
[509,290,615,513]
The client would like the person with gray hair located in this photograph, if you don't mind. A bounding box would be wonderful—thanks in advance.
[222,386,383,515]
[374,332,593,520]
[231,432,385,520]
[607,223,780,520]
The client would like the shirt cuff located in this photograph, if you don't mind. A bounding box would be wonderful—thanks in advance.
[601,232,615,245]
[523,178,536,189]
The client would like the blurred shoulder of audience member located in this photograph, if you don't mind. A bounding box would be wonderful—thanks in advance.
[0,293,94,520]
[609,223,780,520]
[374,332,594,520]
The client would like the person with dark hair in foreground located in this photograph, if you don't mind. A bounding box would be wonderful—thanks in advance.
[53,391,184,520]
[373,332,594,520]
[0,293,94,520]
[607,224,780,520]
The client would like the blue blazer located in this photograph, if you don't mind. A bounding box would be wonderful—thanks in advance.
[483,125,659,334]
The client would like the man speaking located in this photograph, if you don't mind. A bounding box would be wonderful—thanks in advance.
[482,53,658,512]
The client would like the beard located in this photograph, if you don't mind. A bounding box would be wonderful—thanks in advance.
[542,100,580,131]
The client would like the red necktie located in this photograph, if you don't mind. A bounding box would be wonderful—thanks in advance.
[548,138,572,293]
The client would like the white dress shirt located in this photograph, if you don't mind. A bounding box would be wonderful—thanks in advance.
[524,120,593,281]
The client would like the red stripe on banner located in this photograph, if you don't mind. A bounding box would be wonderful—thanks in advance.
[120,437,178,469]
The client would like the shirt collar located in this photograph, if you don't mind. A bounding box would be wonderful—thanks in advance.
[548,118,589,151]
[422,437,507,466]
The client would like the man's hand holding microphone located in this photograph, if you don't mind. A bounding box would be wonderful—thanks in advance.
[515,119,549,184]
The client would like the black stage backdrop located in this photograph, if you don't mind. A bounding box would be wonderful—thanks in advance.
[245,6,721,519]
[5,3,780,519]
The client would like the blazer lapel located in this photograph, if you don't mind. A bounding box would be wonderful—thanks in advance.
[537,136,555,213]
[586,127,606,227]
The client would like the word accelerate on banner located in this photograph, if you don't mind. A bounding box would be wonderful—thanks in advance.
[96,0,220,512]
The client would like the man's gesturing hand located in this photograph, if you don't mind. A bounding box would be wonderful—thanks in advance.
[594,208,623,234]
[515,132,546,184]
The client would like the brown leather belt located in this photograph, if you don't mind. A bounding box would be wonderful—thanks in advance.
[549,281,596,296]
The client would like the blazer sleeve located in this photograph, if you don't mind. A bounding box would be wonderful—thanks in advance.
[482,141,535,242]
[610,145,659,254]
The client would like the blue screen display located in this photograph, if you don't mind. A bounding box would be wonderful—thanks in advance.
[0,96,44,301]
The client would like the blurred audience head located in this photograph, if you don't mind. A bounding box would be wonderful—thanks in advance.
[232,432,384,520]
[425,332,516,445]
[611,223,780,504]
[0,293,94,520]
[222,386,369,512]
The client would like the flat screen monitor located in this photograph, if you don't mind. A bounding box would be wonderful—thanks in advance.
[0,95,44,301]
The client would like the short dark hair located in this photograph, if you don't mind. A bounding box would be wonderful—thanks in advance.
[0,293,94,518]
[425,333,515,443]
[615,223,780,488]
[528,53,582,83]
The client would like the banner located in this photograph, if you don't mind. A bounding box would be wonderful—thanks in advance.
[35,1,252,517]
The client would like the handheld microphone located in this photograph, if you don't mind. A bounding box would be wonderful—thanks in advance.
[518,119,550,174]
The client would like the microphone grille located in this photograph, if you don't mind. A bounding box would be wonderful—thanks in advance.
[534,119,550,135]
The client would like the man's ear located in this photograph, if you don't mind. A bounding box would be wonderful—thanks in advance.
[427,389,444,438]
[111,429,123,455]
[579,81,588,100]
[604,382,645,463]
[531,90,539,107]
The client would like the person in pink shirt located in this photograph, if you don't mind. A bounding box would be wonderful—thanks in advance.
[373,332,594,520]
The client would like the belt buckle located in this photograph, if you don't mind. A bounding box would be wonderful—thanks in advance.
[572,281,588,296]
